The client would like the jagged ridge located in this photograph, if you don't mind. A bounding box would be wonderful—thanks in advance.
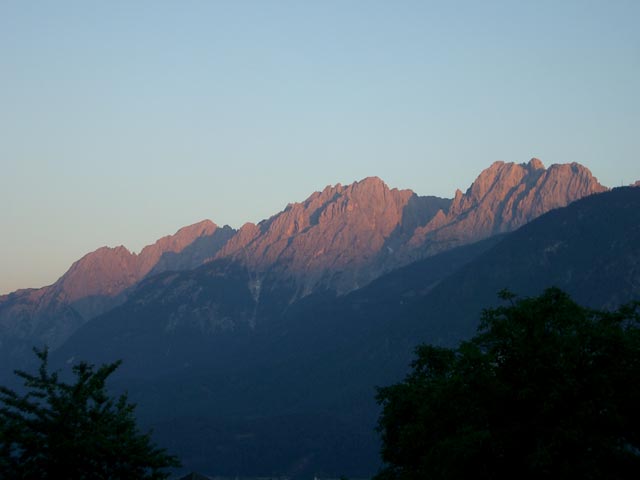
[215,177,450,295]
[0,220,233,353]
[407,158,606,256]
[0,158,607,363]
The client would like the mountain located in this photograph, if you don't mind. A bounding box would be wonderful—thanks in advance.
[212,177,450,296]
[50,220,235,312]
[0,158,612,475]
[0,221,235,375]
[48,238,503,478]
[50,185,636,478]
[0,159,606,376]
[406,158,606,256]
[209,159,604,298]
[40,159,603,350]
[404,185,640,341]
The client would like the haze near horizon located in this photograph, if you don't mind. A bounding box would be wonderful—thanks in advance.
[1,0,639,294]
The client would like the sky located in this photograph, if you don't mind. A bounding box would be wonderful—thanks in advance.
[1,0,639,294]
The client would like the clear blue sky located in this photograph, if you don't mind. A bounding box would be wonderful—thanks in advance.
[1,0,639,294]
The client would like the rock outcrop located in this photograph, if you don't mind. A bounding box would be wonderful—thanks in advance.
[215,177,450,295]
[210,159,605,296]
[45,220,221,305]
[0,158,608,362]
[406,159,606,256]
[0,220,234,351]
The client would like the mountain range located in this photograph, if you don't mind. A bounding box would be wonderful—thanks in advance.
[0,160,604,364]
[1,158,634,478]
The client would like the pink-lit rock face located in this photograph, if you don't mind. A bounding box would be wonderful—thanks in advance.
[0,159,608,350]
[214,176,449,295]
[406,159,607,257]
[211,160,605,296]
[0,220,229,348]
[217,177,414,269]
[56,219,219,305]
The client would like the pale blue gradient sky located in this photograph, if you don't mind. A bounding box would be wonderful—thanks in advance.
[1,0,639,294]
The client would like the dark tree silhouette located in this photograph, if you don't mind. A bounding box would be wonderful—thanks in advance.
[375,288,640,479]
[0,348,180,479]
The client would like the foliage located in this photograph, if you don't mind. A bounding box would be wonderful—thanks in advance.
[375,287,640,479]
[0,348,180,479]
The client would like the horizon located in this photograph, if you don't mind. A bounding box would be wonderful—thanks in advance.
[2,1,639,294]
[0,158,623,295]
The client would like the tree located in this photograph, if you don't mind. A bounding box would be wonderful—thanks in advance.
[375,287,640,480]
[0,348,180,479]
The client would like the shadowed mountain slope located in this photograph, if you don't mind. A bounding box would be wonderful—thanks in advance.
[0,221,234,376]
[0,159,605,365]
[49,186,636,478]
[403,185,640,344]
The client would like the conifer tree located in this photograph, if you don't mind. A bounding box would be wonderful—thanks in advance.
[0,348,180,479]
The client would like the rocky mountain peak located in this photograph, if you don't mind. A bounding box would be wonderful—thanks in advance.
[136,220,219,275]
[0,218,235,352]
[54,220,223,304]
[347,175,388,193]
[528,157,545,170]
[0,159,611,361]
[474,161,533,198]
[213,177,449,295]
[56,246,139,303]
[408,159,607,255]
[212,161,606,296]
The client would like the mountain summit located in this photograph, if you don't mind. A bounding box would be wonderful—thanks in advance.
[212,159,605,294]
[0,220,235,357]
[407,159,606,256]
[0,159,606,371]
[214,176,450,295]
[50,185,636,480]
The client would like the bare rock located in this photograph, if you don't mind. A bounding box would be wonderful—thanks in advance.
[0,158,609,355]
[0,219,232,350]
[215,177,449,295]
[407,159,607,256]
